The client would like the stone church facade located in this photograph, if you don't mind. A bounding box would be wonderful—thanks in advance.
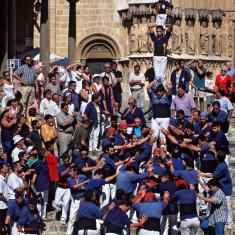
[34,0,235,85]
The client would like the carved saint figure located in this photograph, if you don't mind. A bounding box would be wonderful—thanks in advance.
[139,17,149,53]
[185,20,195,54]
[212,22,222,56]
[129,17,139,54]
[171,20,182,53]
[200,21,209,54]
[228,35,233,57]
[148,15,156,52]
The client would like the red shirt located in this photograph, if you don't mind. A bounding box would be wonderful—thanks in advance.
[215,75,231,94]
[231,74,235,93]
[46,152,59,182]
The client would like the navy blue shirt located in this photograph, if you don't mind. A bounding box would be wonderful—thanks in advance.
[122,107,146,126]
[74,154,96,178]
[213,162,232,196]
[158,180,178,215]
[174,189,197,220]
[58,163,70,185]
[208,131,229,153]
[150,32,171,56]
[116,171,148,194]
[171,68,192,95]
[99,86,113,113]
[190,65,206,89]
[17,207,41,229]
[172,168,198,185]
[84,102,102,128]
[32,159,50,192]
[7,199,27,222]
[133,201,167,219]
[104,206,131,229]
[135,142,152,164]
[194,123,212,136]
[68,174,87,199]
[63,89,80,110]
[208,110,228,125]
[77,200,101,219]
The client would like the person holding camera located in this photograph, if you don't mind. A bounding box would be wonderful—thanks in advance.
[187,59,207,111]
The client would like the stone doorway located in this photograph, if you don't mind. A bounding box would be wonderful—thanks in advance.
[86,59,112,75]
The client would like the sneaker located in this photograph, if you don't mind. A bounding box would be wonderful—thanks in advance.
[226,224,233,230]
[61,221,67,225]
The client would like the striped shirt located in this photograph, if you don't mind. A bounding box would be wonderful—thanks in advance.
[209,188,228,226]
[16,64,35,85]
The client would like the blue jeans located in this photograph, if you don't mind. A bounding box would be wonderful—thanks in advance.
[215,222,225,235]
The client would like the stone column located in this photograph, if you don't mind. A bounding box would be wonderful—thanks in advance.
[195,11,200,55]
[181,9,186,55]
[208,12,213,56]
[0,0,8,73]
[40,0,50,67]
[68,0,78,63]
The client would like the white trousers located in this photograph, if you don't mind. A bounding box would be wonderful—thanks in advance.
[100,184,116,209]
[67,199,81,235]
[151,117,170,143]
[89,126,100,152]
[156,14,167,28]
[54,187,71,222]
[153,56,167,86]
[131,89,145,109]
[11,222,24,235]
[139,229,160,235]
[78,230,98,235]
[106,231,127,235]
[161,214,178,235]
[226,196,233,225]
[180,217,200,235]
[37,190,48,219]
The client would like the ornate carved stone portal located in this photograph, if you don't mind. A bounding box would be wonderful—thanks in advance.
[118,2,232,75]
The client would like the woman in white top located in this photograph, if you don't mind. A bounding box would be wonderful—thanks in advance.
[64,93,75,115]
[91,74,102,94]
[35,65,45,108]
[80,80,92,115]
[1,71,14,108]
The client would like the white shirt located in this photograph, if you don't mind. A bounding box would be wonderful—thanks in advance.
[129,73,145,90]
[205,79,215,97]
[7,173,24,200]
[216,97,233,113]
[100,72,116,86]
[47,101,61,117]
[11,147,23,163]
[39,98,55,115]
[0,174,7,209]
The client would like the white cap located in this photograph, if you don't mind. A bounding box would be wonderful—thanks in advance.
[13,135,24,145]
[92,74,101,79]
[26,146,34,154]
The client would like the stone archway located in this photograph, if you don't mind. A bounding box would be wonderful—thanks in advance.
[77,33,121,61]
[77,33,121,74]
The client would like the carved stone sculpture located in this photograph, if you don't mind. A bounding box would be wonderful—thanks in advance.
[228,34,233,57]
[139,16,149,53]
[129,17,139,54]
[171,20,182,53]
[148,15,155,52]
[200,21,209,55]
[212,22,222,56]
[185,20,195,54]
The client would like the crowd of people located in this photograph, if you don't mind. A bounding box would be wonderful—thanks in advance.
[0,1,234,234]
[0,53,234,235]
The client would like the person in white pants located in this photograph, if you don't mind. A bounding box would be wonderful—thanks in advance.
[66,166,89,235]
[149,24,172,86]
[84,94,102,153]
[53,154,72,224]
[147,82,172,145]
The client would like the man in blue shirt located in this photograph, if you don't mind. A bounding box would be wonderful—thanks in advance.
[188,59,207,111]
[133,186,169,235]
[150,24,172,86]
[17,198,43,235]
[67,166,89,235]
[5,192,27,235]
[53,153,71,225]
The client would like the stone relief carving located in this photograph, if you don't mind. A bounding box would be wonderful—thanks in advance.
[139,16,149,53]
[228,34,233,57]
[129,17,139,54]
[148,15,155,52]
[212,22,222,56]
[171,19,182,53]
[185,20,195,54]
[200,21,209,55]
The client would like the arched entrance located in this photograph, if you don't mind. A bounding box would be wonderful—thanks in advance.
[77,34,121,74]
